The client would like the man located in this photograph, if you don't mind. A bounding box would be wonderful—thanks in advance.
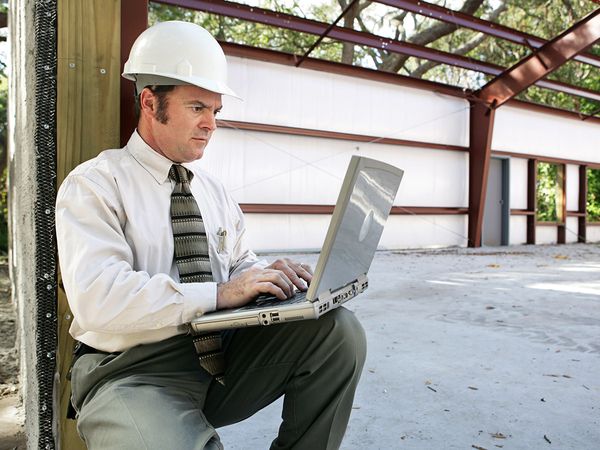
[56,21,366,449]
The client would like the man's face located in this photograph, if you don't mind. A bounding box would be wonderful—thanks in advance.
[147,85,222,163]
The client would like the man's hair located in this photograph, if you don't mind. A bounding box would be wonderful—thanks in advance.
[135,85,176,124]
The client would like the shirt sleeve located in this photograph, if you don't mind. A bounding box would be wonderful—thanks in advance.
[56,174,217,335]
[227,195,268,279]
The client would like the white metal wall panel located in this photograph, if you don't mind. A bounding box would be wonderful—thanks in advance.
[380,215,467,248]
[509,216,527,245]
[200,129,468,207]
[587,226,600,243]
[243,214,331,251]
[493,106,600,163]
[222,57,470,147]
[566,217,579,244]
[566,164,579,211]
[536,226,557,244]
[243,213,467,251]
[509,157,528,209]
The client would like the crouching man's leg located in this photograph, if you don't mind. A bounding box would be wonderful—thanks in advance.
[204,307,367,450]
[70,335,223,450]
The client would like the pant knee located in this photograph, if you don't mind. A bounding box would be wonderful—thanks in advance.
[327,308,367,370]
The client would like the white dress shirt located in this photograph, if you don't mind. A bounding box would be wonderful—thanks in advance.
[56,131,266,352]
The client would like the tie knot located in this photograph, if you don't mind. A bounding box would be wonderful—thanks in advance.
[169,165,193,184]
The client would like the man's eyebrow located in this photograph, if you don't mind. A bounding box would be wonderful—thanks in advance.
[184,101,223,110]
[183,100,209,107]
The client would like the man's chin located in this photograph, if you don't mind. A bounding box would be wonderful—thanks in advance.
[191,147,205,161]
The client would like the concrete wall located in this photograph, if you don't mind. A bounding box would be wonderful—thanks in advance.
[8,0,41,447]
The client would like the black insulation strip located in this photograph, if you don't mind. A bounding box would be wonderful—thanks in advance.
[34,0,58,448]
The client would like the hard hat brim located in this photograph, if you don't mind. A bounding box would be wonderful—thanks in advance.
[122,71,241,100]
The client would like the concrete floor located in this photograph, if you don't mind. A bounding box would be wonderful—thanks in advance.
[2,244,599,449]
[218,244,600,450]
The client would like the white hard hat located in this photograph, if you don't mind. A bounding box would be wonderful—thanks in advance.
[122,21,239,98]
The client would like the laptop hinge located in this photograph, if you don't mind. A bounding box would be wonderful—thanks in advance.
[316,274,369,307]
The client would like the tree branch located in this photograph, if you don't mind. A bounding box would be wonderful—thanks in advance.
[379,0,486,72]
[409,32,487,78]
[407,1,508,79]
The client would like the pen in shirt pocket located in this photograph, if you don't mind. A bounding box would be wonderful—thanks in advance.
[217,227,227,253]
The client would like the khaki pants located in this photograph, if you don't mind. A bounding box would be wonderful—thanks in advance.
[70,307,366,450]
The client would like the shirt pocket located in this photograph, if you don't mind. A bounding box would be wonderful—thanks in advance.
[209,227,232,281]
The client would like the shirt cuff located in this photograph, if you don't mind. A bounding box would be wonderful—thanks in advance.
[180,281,218,323]
[252,258,269,270]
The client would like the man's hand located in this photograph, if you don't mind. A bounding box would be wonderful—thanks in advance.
[266,258,313,292]
[216,259,313,310]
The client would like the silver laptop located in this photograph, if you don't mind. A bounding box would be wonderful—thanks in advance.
[189,155,404,333]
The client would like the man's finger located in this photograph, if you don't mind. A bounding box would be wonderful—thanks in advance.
[291,262,313,281]
[299,263,313,276]
[275,264,309,291]
[262,269,294,297]
[288,262,313,287]
[256,282,287,300]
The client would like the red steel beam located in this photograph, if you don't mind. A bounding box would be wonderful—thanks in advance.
[478,8,600,109]
[239,204,468,215]
[120,0,149,147]
[154,0,600,103]
[377,0,600,69]
[218,119,468,152]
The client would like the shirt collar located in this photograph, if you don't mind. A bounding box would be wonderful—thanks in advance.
[126,130,174,185]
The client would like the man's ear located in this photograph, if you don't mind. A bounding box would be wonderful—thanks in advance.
[139,88,156,119]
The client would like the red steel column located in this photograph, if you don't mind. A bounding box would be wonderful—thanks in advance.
[120,0,149,147]
[527,159,538,245]
[557,164,566,244]
[579,165,588,243]
[468,101,495,247]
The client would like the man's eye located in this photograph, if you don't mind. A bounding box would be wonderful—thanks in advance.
[191,106,205,113]
[214,110,221,116]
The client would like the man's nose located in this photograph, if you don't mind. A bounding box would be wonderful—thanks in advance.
[200,111,217,131]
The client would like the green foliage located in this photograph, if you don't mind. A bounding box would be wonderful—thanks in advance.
[587,168,600,222]
[536,162,562,222]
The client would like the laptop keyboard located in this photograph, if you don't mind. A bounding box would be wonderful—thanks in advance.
[239,291,308,311]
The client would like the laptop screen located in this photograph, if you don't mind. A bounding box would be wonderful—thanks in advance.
[308,156,404,298]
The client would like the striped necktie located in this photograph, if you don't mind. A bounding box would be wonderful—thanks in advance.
[169,164,225,385]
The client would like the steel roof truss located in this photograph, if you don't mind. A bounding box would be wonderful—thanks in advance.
[478,8,600,108]
[376,0,600,69]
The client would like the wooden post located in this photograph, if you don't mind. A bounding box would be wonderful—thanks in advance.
[120,0,148,146]
[57,1,121,447]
